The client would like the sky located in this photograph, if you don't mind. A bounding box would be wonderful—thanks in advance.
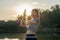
[0,0,60,21]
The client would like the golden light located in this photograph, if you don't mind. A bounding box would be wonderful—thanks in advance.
[17,3,33,16]
[4,38,19,40]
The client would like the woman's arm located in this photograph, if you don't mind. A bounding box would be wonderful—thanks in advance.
[27,19,36,25]
[30,20,36,24]
[29,18,40,25]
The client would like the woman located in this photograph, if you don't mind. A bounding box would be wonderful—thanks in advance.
[25,9,40,40]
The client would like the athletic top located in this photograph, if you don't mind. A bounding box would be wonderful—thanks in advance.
[26,18,40,33]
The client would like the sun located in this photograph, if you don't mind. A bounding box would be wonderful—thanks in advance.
[17,3,33,16]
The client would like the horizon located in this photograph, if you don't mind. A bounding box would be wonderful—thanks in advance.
[0,0,60,21]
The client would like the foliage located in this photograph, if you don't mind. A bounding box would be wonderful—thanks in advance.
[0,4,60,34]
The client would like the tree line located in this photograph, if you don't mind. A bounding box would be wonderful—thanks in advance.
[0,4,60,34]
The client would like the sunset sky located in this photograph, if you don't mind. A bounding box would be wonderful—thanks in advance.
[0,0,60,21]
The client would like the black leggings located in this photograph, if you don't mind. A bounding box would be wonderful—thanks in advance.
[25,34,37,40]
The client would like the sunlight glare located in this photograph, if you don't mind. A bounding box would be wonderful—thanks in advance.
[4,38,19,40]
[17,4,33,16]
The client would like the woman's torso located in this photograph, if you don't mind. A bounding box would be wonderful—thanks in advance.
[26,18,40,34]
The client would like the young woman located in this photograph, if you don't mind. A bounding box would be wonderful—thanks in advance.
[25,9,40,40]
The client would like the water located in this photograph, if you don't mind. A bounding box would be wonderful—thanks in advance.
[0,33,25,40]
[0,38,19,40]
[0,33,60,40]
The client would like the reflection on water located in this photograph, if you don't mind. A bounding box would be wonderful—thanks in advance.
[0,33,25,40]
[0,33,60,40]
[0,38,19,40]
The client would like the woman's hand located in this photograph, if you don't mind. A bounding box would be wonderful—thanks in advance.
[28,19,36,25]
[30,20,36,24]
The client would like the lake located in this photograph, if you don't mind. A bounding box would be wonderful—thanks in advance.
[0,33,60,40]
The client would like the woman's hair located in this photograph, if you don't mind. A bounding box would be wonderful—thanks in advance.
[32,9,38,15]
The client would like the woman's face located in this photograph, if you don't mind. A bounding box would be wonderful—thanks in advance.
[31,10,38,18]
